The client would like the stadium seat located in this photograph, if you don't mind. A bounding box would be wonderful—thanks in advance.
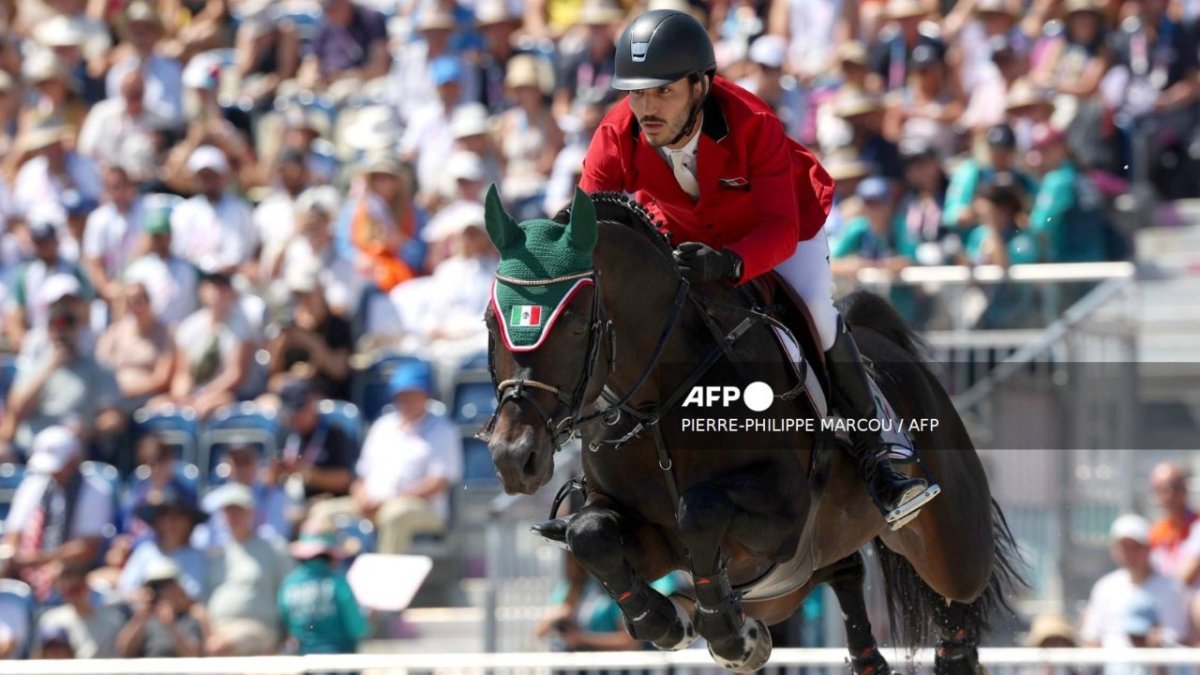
[0,580,34,658]
[80,461,121,540]
[452,377,497,427]
[200,402,281,485]
[0,463,25,525]
[132,406,202,468]
[332,515,376,572]
[0,354,16,403]
[461,435,499,488]
[352,353,428,422]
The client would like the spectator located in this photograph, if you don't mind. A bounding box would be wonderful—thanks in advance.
[265,261,353,399]
[116,558,209,658]
[1021,614,1080,675]
[349,155,422,293]
[1,427,115,603]
[768,0,859,86]
[1104,0,1199,201]
[56,190,97,266]
[81,163,146,304]
[391,10,464,122]
[118,486,209,601]
[204,483,292,657]
[76,69,159,183]
[961,34,1031,135]
[943,123,1038,230]
[118,435,198,543]
[162,269,256,419]
[0,580,30,659]
[1149,462,1196,579]
[105,0,185,129]
[1026,124,1109,263]
[194,442,293,547]
[122,206,200,329]
[1030,0,1110,123]
[269,379,356,502]
[18,49,87,131]
[2,276,122,454]
[831,176,914,278]
[281,187,360,317]
[450,103,504,191]
[1081,514,1190,650]
[37,563,123,658]
[962,181,1039,267]
[0,72,15,158]
[897,138,953,265]
[10,120,101,218]
[169,146,256,277]
[231,6,301,110]
[496,54,563,220]
[823,150,873,241]
[164,56,258,192]
[739,35,808,140]
[310,359,462,555]
[832,89,903,182]
[3,209,91,352]
[254,148,312,286]
[36,624,75,659]
[473,0,523,114]
[813,41,873,155]
[278,523,367,655]
[302,0,391,91]
[95,280,175,414]
[401,57,468,202]
[261,108,336,188]
[868,0,946,94]
[552,2,621,118]
[885,44,963,157]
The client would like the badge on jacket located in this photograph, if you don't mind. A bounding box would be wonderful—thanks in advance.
[719,177,750,189]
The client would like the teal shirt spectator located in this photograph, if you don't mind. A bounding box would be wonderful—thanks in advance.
[278,559,367,654]
[830,214,916,261]
[1027,161,1107,263]
[548,573,686,638]
[964,224,1040,266]
[942,160,1038,229]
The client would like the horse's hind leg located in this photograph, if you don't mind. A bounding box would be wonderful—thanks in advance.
[826,552,891,675]
[677,482,773,673]
[567,502,697,651]
[930,599,982,675]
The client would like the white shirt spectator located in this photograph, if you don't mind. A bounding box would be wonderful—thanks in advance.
[281,241,360,315]
[106,56,184,129]
[83,197,146,281]
[400,102,456,201]
[0,595,29,659]
[357,410,462,522]
[123,253,199,328]
[76,98,159,176]
[38,602,123,659]
[252,191,300,276]
[4,471,114,544]
[1081,569,1189,649]
[175,304,254,380]
[13,155,102,216]
[170,192,256,272]
[783,0,844,80]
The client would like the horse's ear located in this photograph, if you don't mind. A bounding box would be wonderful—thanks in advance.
[484,184,520,249]
[566,188,598,253]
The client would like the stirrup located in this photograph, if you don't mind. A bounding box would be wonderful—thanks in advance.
[884,483,941,531]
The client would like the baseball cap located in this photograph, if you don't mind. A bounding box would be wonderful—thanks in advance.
[445,150,486,182]
[389,359,434,397]
[749,35,787,69]
[985,123,1017,149]
[431,56,464,87]
[296,186,341,218]
[422,200,486,242]
[451,103,491,139]
[290,529,343,560]
[186,145,229,175]
[209,482,255,510]
[856,176,891,203]
[899,136,937,162]
[143,558,182,585]
[1109,513,1151,545]
[43,273,83,304]
[279,379,317,413]
[27,426,82,474]
[144,208,173,236]
[62,190,99,218]
[38,624,72,647]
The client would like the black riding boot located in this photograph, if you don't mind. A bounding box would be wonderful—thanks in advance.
[826,318,936,528]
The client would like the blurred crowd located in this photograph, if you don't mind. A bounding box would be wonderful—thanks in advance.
[0,0,1194,662]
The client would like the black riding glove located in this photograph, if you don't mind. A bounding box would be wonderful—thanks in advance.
[673,242,743,284]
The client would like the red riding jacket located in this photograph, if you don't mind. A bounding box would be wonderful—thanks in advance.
[579,76,835,282]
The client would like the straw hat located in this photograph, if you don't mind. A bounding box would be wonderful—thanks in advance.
[837,41,869,68]
[833,89,884,119]
[23,50,69,84]
[1024,614,1077,647]
[578,1,624,26]
[885,0,928,20]
[824,151,872,182]
[359,153,406,177]
[475,0,519,27]
[1064,0,1104,17]
[33,15,89,48]
[416,10,457,32]
[19,123,73,153]
[505,54,554,94]
[1005,78,1054,114]
[974,0,1017,18]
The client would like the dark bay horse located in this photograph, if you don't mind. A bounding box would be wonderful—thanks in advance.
[482,189,1020,673]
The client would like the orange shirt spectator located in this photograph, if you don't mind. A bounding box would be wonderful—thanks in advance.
[1149,462,1197,579]
[350,156,420,292]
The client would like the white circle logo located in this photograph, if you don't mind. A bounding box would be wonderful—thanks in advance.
[743,381,774,412]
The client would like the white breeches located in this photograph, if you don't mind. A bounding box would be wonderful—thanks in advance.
[775,227,839,351]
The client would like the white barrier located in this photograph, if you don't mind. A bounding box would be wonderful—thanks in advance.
[4,648,1200,674]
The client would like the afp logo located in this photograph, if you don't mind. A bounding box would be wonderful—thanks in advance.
[682,382,774,412]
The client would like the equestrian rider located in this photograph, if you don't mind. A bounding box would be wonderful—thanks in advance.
[577,10,939,526]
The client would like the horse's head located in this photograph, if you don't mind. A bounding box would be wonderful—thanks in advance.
[481,186,613,494]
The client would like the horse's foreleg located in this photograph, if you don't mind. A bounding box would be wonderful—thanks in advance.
[567,504,697,650]
[677,482,773,673]
[930,598,983,675]
[826,552,891,675]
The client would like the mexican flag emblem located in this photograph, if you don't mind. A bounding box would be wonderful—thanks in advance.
[511,305,543,327]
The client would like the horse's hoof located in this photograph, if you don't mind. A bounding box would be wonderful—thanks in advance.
[708,617,772,673]
[849,646,892,675]
[651,595,698,651]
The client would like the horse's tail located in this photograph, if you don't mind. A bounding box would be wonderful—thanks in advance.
[838,290,930,362]
[873,498,1025,648]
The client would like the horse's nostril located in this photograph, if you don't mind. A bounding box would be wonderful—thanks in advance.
[522,451,538,477]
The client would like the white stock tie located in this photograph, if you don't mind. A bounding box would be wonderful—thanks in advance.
[668,149,700,200]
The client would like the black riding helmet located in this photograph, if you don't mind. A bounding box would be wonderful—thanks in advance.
[613,10,716,145]
[612,9,716,91]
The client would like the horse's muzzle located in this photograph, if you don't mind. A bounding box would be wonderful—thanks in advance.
[489,427,554,495]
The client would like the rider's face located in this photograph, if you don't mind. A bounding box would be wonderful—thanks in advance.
[628,77,703,149]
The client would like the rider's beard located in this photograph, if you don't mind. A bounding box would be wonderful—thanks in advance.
[639,88,701,148]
